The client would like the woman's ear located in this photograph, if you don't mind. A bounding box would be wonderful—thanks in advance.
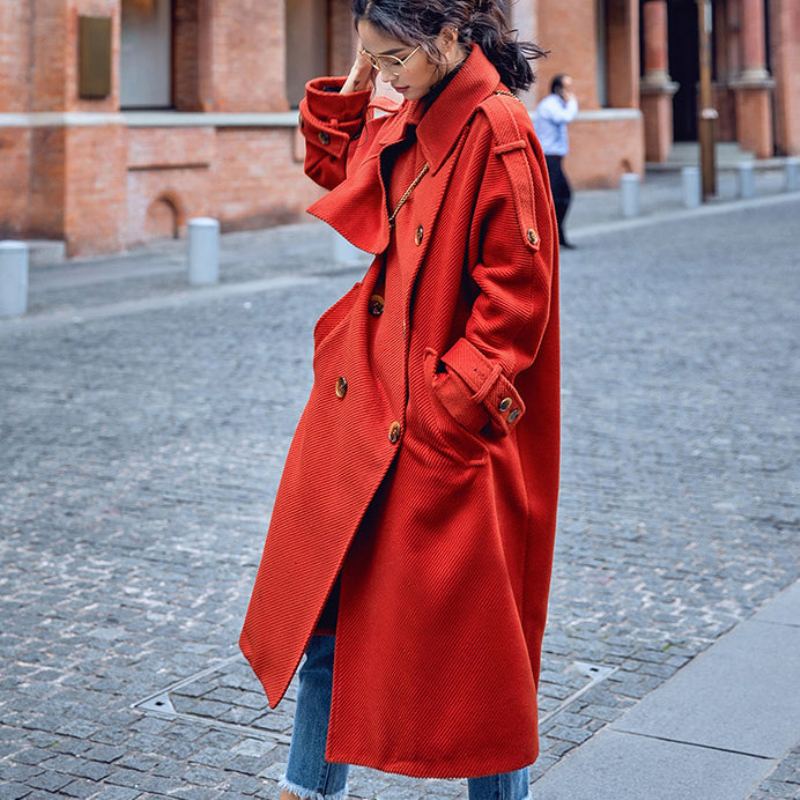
[439,25,459,51]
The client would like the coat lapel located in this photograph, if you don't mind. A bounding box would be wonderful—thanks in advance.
[305,43,502,258]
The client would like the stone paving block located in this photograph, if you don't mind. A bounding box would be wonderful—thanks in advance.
[0,783,33,800]
[60,778,105,798]
[25,771,74,792]
[87,786,142,800]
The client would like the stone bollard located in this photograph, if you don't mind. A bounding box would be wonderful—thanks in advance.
[0,240,29,318]
[188,217,220,286]
[682,166,701,209]
[785,157,800,192]
[737,161,756,199]
[619,172,641,218]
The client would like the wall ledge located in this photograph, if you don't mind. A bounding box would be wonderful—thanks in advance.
[0,111,301,128]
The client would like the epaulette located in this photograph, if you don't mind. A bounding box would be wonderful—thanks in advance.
[476,90,541,252]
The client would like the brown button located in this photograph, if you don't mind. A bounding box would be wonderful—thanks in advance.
[368,294,384,316]
[526,228,539,246]
[335,376,348,398]
[388,420,402,443]
[318,131,330,145]
[415,224,424,246]
[508,408,521,423]
[499,397,513,412]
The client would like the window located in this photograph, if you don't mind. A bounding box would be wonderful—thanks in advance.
[286,0,330,108]
[120,0,173,109]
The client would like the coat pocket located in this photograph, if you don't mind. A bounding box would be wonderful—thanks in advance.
[421,346,489,466]
[313,281,362,358]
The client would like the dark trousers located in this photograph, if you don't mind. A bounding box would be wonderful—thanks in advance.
[545,154,572,244]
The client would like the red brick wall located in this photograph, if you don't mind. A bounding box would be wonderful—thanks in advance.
[538,1,600,110]
[205,2,288,112]
[64,124,127,256]
[566,115,645,188]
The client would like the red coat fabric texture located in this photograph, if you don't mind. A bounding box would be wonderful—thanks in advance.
[239,42,561,780]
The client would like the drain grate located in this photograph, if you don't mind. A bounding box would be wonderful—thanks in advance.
[132,651,617,743]
[538,660,617,724]
[132,653,297,743]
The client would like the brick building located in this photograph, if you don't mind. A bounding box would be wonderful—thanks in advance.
[1,0,798,258]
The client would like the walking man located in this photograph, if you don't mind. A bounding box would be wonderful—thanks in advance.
[534,74,579,249]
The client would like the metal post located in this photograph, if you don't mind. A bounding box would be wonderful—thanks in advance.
[697,0,717,199]
[620,172,641,218]
[737,161,756,199]
[785,157,800,192]
[682,166,701,208]
[0,241,29,318]
[187,217,220,285]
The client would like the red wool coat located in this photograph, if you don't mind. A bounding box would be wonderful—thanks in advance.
[239,42,561,779]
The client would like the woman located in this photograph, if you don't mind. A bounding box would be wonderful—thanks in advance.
[239,1,561,798]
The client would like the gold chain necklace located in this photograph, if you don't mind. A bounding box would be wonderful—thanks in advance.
[388,161,430,228]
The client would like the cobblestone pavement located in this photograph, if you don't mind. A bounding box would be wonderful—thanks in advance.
[1,197,798,799]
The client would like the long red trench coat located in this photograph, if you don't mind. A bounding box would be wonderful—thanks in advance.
[239,42,561,779]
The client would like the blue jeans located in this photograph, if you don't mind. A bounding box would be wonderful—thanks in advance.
[278,635,531,800]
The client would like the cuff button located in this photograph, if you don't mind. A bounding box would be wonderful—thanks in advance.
[499,396,513,412]
[508,408,521,423]
[318,131,331,145]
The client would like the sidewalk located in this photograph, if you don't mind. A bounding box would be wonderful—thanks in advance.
[531,579,800,800]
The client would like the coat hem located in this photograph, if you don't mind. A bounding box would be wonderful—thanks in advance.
[323,743,539,780]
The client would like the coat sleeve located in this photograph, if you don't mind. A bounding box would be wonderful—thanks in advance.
[433,117,556,439]
[298,76,376,191]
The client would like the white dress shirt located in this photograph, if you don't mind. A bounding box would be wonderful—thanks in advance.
[533,93,579,156]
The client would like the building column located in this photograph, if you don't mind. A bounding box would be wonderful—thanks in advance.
[729,0,775,157]
[639,0,678,162]
[769,0,800,155]
[34,0,127,258]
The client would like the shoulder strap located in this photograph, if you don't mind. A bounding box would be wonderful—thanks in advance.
[476,90,541,252]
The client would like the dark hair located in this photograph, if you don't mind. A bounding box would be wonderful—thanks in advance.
[352,0,549,93]
[550,73,567,94]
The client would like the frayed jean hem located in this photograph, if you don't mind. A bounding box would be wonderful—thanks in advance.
[277,774,349,800]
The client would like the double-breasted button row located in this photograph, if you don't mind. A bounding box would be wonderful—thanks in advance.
[388,421,402,443]
[415,224,424,246]
[369,294,384,316]
[335,376,348,398]
[498,396,521,423]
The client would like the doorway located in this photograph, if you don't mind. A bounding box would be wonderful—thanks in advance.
[667,0,699,141]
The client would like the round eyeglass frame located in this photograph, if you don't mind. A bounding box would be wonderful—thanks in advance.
[359,44,422,76]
